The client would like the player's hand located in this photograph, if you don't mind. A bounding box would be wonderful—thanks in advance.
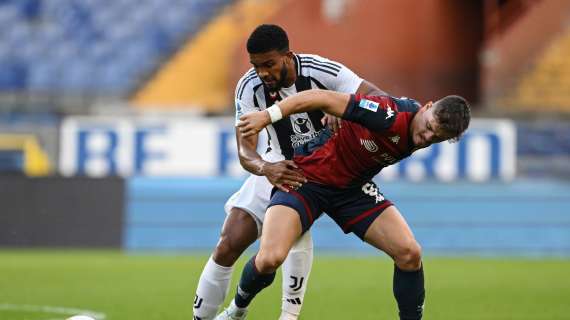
[262,160,307,192]
[237,111,271,137]
[321,114,342,133]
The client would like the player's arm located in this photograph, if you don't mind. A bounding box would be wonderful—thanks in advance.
[239,90,396,136]
[236,128,306,191]
[321,80,387,131]
[234,75,307,190]
[238,89,350,137]
[356,79,388,96]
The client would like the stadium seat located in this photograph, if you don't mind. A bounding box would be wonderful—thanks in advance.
[0,0,234,104]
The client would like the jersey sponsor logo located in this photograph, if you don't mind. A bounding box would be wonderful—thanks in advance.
[291,116,315,135]
[290,114,320,148]
[385,106,395,119]
[361,182,385,203]
[360,139,379,153]
[358,99,379,112]
[291,131,321,148]
[390,135,400,144]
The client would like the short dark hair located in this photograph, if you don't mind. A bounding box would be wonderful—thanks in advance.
[247,24,289,54]
[433,95,471,142]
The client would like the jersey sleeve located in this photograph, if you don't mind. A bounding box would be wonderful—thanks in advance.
[304,54,363,93]
[329,60,363,93]
[342,94,398,131]
[234,70,260,125]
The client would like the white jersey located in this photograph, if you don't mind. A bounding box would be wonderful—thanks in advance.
[234,53,363,162]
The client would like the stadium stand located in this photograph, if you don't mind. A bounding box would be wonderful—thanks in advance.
[481,0,570,114]
[0,0,232,106]
[501,26,570,111]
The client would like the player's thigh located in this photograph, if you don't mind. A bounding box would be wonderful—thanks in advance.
[363,205,418,259]
[220,207,259,246]
[258,205,303,262]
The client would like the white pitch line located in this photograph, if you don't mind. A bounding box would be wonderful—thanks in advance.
[0,303,106,319]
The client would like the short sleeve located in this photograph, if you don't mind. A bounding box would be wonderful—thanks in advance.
[234,98,258,125]
[330,61,363,93]
[300,54,362,93]
[234,69,260,125]
[342,94,398,132]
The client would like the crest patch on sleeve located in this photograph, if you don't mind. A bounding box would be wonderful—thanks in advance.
[358,99,379,112]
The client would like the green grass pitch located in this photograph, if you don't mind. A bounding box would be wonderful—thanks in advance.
[1,250,569,319]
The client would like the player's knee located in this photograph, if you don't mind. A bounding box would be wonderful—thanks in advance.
[212,234,250,267]
[395,240,422,271]
[212,211,258,267]
[212,236,243,267]
[256,250,287,273]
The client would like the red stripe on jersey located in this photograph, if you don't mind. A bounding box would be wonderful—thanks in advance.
[289,190,314,225]
[342,201,393,233]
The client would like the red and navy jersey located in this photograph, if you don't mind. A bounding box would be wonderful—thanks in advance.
[293,94,420,188]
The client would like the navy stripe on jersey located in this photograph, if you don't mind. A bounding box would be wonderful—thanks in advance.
[240,69,256,83]
[300,57,342,71]
[252,84,263,108]
[300,60,341,73]
[237,72,258,100]
[300,61,341,74]
[265,89,295,159]
[308,77,328,90]
[294,74,312,92]
[267,121,292,157]
[302,65,338,77]
[295,75,326,137]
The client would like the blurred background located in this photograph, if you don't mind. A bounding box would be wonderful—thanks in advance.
[0,0,569,319]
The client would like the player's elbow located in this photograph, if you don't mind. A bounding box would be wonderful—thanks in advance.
[237,149,256,171]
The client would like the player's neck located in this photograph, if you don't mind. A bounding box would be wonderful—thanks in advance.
[283,70,296,88]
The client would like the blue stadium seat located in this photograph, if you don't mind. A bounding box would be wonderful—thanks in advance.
[0,150,24,174]
[0,0,234,99]
[0,61,27,89]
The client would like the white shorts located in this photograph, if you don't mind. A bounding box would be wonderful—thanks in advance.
[224,174,274,236]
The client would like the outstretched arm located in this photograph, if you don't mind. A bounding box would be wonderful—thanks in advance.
[321,80,387,132]
[238,89,350,137]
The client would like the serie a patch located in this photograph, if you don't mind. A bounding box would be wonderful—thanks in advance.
[358,99,379,112]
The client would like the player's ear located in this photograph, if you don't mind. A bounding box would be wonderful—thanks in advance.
[424,101,433,110]
[284,50,294,59]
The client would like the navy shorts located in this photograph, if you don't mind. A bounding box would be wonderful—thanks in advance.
[269,181,393,240]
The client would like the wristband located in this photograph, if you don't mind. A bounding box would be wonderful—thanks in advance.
[266,104,283,123]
